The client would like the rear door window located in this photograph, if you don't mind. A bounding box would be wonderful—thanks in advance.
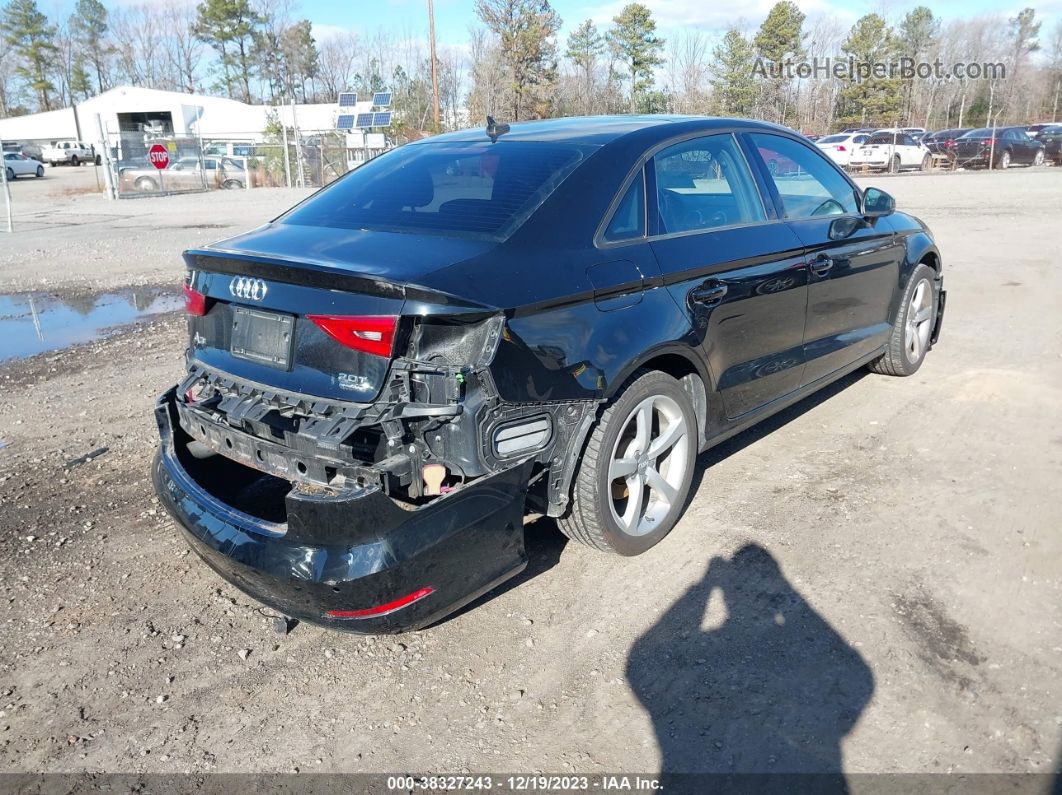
[282,141,587,239]
[652,133,765,235]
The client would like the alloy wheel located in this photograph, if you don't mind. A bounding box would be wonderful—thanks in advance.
[607,394,690,537]
[905,279,934,364]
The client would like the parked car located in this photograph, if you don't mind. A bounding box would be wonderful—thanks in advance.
[3,152,45,180]
[153,116,945,633]
[1038,124,1062,164]
[1024,123,1057,138]
[815,132,870,167]
[2,141,43,161]
[41,140,97,166]
[848,131,930,172]
[953,127,1045,168]
[922,128,973,156]
[119,155,246,192]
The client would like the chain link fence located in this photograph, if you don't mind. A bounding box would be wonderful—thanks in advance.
[107,129,391,199]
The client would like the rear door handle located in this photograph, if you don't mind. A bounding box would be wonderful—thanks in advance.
[689,280,728,306]
[809,254,834,276]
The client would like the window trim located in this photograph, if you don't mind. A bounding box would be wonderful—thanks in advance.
[740,131,864,223]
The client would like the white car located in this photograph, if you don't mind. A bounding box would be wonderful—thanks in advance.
[41,140,97,167]
[815,133,869,167]
[3,152,45,180]
[848,131,931,172]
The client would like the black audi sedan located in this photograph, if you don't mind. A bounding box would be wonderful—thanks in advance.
[154,116,945,633]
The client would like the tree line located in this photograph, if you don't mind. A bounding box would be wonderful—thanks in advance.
[1,0,1060,134]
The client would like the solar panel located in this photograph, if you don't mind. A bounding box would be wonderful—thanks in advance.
[372,112,392,127]
[338,92,358,107]
[355,112,374,128]
[372,92,392,107]
[336,114,355,130]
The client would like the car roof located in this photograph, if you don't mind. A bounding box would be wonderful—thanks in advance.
[412,115,797,146]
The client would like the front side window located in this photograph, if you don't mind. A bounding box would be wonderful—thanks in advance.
[750,133,859,219]
[603,170,645,242]
[282,141,587,239]
[652,134,765,235]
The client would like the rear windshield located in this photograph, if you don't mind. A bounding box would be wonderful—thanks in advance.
[281,141,588,239]
[961,129,994,137]
[818,135,848,143]
[867,133,903,144]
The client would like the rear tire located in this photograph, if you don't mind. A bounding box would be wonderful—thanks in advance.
[558,370,697,556]
[5,167,13,181]
[1033,150,1044,167]
[868,263,937,377]
[71,155,80,166]
[996,150,1011,169]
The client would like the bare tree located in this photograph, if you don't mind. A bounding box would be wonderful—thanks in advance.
[161,0,204,93]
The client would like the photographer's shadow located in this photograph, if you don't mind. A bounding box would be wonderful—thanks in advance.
[627,544,874,786]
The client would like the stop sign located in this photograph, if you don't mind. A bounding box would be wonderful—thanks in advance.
[148,144,169,170]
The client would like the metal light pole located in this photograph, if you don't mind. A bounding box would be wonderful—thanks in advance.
[0,135,12,233]
[428,0,441,129]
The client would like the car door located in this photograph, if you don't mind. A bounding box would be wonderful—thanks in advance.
[1009,129,1035,163]
[646,132,810,419]
[745,132,904,387]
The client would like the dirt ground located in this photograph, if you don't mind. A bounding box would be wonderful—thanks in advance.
[0,164,1060,779]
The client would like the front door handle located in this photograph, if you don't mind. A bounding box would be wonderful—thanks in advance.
[689,280,728,306]
[809,254,834,276]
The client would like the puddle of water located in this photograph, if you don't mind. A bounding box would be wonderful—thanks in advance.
[0,287,183,362]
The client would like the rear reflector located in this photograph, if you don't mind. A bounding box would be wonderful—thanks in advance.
[326,587,434,619]
[184,284,208,316]
[307,314,398,357]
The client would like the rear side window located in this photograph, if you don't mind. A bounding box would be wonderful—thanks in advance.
[282,141,587,239]
[603,171,645,242]
[652,133,765,235]
[750,133,859,219]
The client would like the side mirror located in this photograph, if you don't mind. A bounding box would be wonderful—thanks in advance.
[862,187,895,218]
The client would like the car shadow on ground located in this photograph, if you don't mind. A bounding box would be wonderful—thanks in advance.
[627,544,875,790]
[439,370,868,628]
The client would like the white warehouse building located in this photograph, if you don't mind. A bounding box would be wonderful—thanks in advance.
[0,85,377,150]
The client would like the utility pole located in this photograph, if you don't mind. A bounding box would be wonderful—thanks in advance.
[428,0,441,129]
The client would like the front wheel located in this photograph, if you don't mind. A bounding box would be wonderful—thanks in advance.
[920,154,931,171]
[558,370,697,556]
[35,166,43,178]
[71,156,80,166]
[868,263,938,377]
[888,155,900,174]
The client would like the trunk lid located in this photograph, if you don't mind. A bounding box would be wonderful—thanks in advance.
[183,225,496,403]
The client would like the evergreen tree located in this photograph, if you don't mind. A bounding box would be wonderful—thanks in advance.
[70,0,110,94]
[837,14,902,126]
[193,0,262,102]
[565,19,602,115]
[607,3,664,114]
[898,7,938,123]
[70,58,92,100]
[475,0,561,120]
[753,1,805,124]
[710,29,758,117]
[0,0,58,110]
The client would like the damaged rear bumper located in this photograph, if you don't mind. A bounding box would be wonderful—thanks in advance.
[152,389,532,634]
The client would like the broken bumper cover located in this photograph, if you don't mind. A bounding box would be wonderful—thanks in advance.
[152,389,532,634]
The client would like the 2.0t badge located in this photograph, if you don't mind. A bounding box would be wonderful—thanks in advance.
[229,276,268,301]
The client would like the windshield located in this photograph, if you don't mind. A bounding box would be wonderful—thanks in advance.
[281,141,589,239]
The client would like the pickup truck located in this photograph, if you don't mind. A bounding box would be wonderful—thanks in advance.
[41,141,98,167]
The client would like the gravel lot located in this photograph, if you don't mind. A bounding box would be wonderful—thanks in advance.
[0,164,1060,778]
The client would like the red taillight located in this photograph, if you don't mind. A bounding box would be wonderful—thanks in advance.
[326,587,434,619]
[836,145,846,152]
[307,314,398,357]
[944,139,955,148]
[184,284,207,316]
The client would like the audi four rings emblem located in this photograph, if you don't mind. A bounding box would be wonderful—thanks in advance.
[229,276,268,301]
